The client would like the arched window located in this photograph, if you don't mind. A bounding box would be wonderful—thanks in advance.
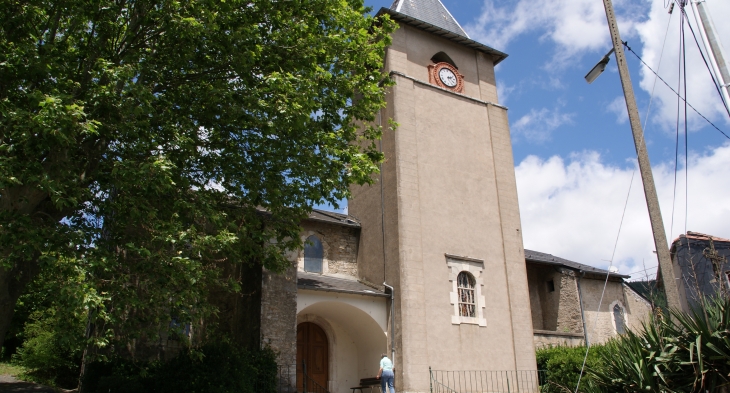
[304,235,323,273]
[431,51,457,68]
[613,304,626,334]
[457,272,476,317]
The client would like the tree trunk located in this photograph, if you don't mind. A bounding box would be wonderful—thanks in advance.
[0,260,40,352]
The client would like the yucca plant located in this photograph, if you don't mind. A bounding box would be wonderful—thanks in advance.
[668,296,730,392]
[588,297,730,392]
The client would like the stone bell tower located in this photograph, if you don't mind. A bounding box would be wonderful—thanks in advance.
[349,0,537,392]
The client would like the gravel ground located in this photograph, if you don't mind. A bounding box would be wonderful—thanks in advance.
[0,375,57,393]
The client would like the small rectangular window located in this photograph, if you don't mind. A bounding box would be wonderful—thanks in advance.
[547,280,555,292]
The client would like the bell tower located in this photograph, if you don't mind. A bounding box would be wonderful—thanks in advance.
[350,1,537,391]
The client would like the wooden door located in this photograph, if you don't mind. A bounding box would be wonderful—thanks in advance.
[296,322,329,392]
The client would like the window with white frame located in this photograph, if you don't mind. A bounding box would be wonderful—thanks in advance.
[446,255,487,326]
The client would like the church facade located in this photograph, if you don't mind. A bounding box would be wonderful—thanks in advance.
[256,2,652,393]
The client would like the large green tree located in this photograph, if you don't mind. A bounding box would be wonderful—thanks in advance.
[0,0,395,351]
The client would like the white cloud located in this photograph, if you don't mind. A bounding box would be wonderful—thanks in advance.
[467,0,730,129]
[512,107,575,143]
[516,143,730,280]
[635,0,730,132]
[606,96,628,124]
[465,0,648,66]
[497,82,516,104]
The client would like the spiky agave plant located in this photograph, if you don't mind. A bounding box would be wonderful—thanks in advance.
[588,297,730,393]
[668,296,730,392]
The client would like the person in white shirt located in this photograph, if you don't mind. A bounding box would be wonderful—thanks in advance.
[376,353,395,393]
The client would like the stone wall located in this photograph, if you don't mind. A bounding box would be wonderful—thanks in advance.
[533,330,585,349]
[526,264,583,335]
[298,220,359,278]
[260,220,361,367]
[260,261,298,367]
[557,271,583,334]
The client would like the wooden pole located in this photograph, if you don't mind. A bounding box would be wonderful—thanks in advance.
[601,0,687,312]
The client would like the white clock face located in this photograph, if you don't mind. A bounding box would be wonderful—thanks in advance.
[438,67,458,87]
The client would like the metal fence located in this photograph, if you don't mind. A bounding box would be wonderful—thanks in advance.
[429,369,547,393]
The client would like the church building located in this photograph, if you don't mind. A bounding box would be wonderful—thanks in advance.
[256,1,652,393]
[261,1,535,392]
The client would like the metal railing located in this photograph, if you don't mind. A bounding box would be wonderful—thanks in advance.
[298,361,331,393]
[430,368,547,393]
[262,362,330,393]
[256,364,296,393]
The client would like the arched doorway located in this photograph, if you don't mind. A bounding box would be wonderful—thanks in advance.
[297,322,329,391]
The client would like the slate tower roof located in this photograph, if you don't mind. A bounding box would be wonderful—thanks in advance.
[389,0,469,38]
[378,0,508,64]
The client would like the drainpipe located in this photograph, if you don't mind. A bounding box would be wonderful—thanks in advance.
[377,107,396,365]
[576,271,590,346]
[383,282,396,364]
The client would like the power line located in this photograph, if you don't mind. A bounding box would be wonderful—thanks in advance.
[623,43,730,140]
[574,171,635,393]
[678,1,730,118]
[626,265,659,277]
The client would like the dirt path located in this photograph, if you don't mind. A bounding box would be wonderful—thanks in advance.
[0,375,57,393]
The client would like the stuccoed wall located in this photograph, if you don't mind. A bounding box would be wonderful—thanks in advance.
[623,283,653,333]
[349,22,538,393]
[579,278,651,344]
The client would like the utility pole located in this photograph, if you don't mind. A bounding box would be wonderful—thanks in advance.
[600,0,687,312]
[690,0,730,114]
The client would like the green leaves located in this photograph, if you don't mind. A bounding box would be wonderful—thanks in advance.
[1,0,396,352]
[588,297,730,392]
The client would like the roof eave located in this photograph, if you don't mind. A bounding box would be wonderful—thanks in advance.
[376,8,509,65]
[298,285,390,298]
[525,258,630,280]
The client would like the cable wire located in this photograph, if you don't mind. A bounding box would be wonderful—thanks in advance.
[574,171,635,393]
[642,7,674,131]
[623,43,730,140]
[682,6,689,235]
[678,2,730,118]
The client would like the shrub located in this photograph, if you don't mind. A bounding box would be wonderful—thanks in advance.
[12,310,84,389]
[83,342,278,393]
[536,344,607,393]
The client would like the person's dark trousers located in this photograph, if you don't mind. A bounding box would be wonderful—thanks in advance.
[381,370,395,393]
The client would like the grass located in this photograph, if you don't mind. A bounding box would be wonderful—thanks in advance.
[0,361,27,377]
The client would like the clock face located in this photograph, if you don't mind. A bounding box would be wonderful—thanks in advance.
[438,67,458,87]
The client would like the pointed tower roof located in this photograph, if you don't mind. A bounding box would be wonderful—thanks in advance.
[389,0,468,38]
[378,2,508,65]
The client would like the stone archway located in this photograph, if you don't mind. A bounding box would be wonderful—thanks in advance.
[296,322,329,391]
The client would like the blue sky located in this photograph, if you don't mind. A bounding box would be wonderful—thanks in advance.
[322,0,730,279]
